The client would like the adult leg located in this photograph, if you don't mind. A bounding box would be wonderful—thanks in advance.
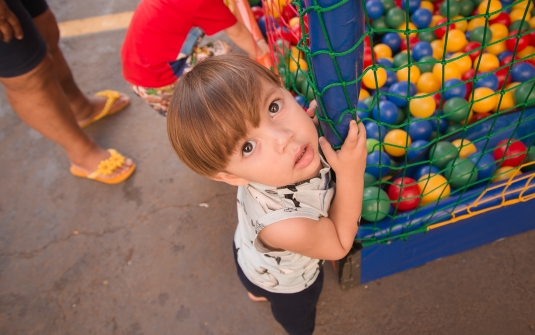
[31,8,130,126]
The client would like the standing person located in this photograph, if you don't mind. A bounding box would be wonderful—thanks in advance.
[0,0,135,184]
[121,0,269,117]
[167,55,367,335]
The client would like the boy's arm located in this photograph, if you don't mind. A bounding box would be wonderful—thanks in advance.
[259,120,367,261]
[224,21,269,58]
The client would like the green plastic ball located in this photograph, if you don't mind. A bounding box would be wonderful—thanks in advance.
[443,97,471,122]
[363,96,375,108]
[381,0,396,11]
[443,158,478,189]
[372,16,388,31]
[470,27,492,45]
[459,0,475,16]
[418,30,437,43]
[393,52,414,68]
[440,0,461,17]
[510,20,531,33]
[300,80,315,102]
[446,123,464,135]
[514,82,535,107]
[291,69,308,91]
[386,8,406,28]
[367,138,383,153]
[394,107,406,125]
[430,141,459,169]
[417,55,438,73]
[278,67,292,90]
[364,173,378,188]
[362,187,391,222]
[522,146,535,172]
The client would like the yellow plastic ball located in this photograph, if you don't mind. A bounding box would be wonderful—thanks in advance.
[359,88,370,100]
[448,52,472,73]
[397,65,421,83]
[513,0,534,11]
[472,87,498,113]
[433,62,461,83]
[418,174,451,205]
[431,15,444,27]
[468,17,486,31]
[489,23,509,39]
[486,39,507,55]
[417,72,441,93]
[510,9,531,22]
[374,44,393,59]
[451,139,477,158]
[265,0,287,19]
[420,1,434,12]
[288,57,308,72]
[474,53,499,72]
[397,22,418,38]
[453,16,468,32]
[362,67,387,89]
[384,129,412,157]
[410,93,437,118]
[478,0,502,20]
[289,17,301,28]
[494,89,516,111]
[431,40,445,59]
[459,109,474,125]
[517,46,535,62]
[492,166,520,183]
[443,29,468,52]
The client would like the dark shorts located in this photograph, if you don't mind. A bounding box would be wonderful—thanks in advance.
[233,243,324,335]
[0,0,49,78]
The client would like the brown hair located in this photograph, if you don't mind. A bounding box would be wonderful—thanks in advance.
[167,54,281,178]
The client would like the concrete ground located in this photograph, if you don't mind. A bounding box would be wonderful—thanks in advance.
[1,1,535,334]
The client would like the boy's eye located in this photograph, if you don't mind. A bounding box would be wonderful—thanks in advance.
[269,100,282,115]
[242,140,256,157]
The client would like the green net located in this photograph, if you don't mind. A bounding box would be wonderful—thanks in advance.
[263,0,535,246]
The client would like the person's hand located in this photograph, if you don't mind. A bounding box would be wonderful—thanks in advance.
[319,119,367,177]
[0,0,23,42]
[306,100,319,127]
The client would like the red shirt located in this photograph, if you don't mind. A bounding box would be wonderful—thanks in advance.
[122,0,237,87]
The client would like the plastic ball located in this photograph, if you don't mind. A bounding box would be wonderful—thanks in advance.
[365,121,388,140]
[357,100,371,119]
[412,8,433,29]
[365,150,391,178]
[472,87,498,112]
[411,41,433,61]
[407,140,430,161]
[367,138,383,154]
[393,52,413,68]
[512,0,533,11]
[430,39,445,59]
[463,41,482,61]
[494,85,516,111]
[409,93,436,118]
[443,79,468,100]
[397,22,418,39]
[264,0,286,19]
[405,118,433,141]
[397,65,421,83]
[506,30,530,52]
[443,97,470,122]
[381,0,396,11]
[363,67,387,89]
[453,15,468,32]
[363,47,377,68]
[413,165,440,181]
[362,187,391,222]
[475,53,499,72]
[386,8,406,28]
[510,8,531,22]
[492,166,521,182]
[430,141,458,169]
[399,0,422,13]
[478,0,502,20]
[443,29,468,52]
[475,72,499,91]
[522,146,535,172]
[366,0,385,19]
[388,177,421,211]
[489,23,509,40]
[382,32,402,52]
[372,100,399,124]
[388,81,416,107]
[510,20,531,33]
[294,95,308,108]
[459,0,475,16]
[429,110,449,133]
[434,18,456,39]
[418,174,451,205]
[364,172,378,187]
[451,139,477,159]
[489,12,511,26]
[431,15,444,28]
[384,129,412,156]
[374,44,393,59]
[494,139,527,167]
[384,69,398,87]
[371,16,388,30]
[443,158,478,189]
[417,56,438,73]
[377,58,394,68]
[468,152,497,181]
[517,45,535,61]
[511,62,535,82]
[439,0,461,17]
[467,17,487,31]
[433,62,462,83]
[417,72,441,93]
[486,39,507,55]
[470,27,493,45]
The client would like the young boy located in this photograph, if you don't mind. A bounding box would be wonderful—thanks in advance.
[167,54,367,335]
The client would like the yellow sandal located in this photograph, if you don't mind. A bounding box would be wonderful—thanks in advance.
[79,90,130,128]
[70,149,136,184]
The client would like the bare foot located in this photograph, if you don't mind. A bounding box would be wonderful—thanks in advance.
[68,144,134,180]
[75,93,130,127]
[248,292,268,302]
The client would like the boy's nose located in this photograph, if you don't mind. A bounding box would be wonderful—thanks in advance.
[273,126,294,152]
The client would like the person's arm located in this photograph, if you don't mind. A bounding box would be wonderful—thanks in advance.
[224,21,269,58]
[0,0,23,42]
[258,119,367,260]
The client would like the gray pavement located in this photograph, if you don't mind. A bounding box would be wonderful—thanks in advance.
[1,1,535,334]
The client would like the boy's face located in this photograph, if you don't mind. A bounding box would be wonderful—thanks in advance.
[216,82,322,187]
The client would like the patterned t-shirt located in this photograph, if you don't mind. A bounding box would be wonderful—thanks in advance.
[234,159,335,293]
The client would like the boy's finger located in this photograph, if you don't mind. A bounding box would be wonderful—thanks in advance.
[341,120,358,150]
[306,100,317,118]
[319,136,336,161]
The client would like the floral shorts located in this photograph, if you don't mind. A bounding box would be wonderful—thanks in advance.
[130,40,231,117]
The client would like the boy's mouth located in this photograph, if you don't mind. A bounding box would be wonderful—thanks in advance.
[294,144,314,169]
[295,147,306,164]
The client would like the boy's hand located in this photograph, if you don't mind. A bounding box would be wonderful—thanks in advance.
[306,100,319,127]
[319,119,367,177]
[0,0,23,42]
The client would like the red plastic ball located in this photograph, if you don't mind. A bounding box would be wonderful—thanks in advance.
[506,30,529,53]
[364,35,371,47]
[435,18,456,39]
[528,30,535,46]
[401,36,420,51]
[469,112,491,124]
[363,47,377,68]
[251,6,264,21]
[388,177,421,211]
[290,24,301,45]
[500,54,519,67]
[280,5,297,22]
[463,42,482,61]
[494,67,512,89]
[433,93,444,109]
[489,12,511,27]
[494,139,527,167]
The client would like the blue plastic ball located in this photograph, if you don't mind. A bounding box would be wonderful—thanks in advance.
[429,110,449,134]
[498,51,513,63]
[511,63,535,83]
[468,152,496,181]
[400,0,421,13]
[385,69,398,87]
[357,100,371,120]
[411,8,433,29]
[369,86,389,101]
[364,121,388,140]
[405,118,433,141]
[407,140,430,161]
[366,150,391,179]
[377,58,393,68]
[413,164,440,180]
[366,0,385,19]
[387,81,416,107]
[294,95,309,108]
[411,41,434,61]
[443,79,467,100]
[382,32,402,53]
[475,72,499,91]
[373,100,399,124]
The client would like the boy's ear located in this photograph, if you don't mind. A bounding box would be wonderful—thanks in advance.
[211,172,250,186]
